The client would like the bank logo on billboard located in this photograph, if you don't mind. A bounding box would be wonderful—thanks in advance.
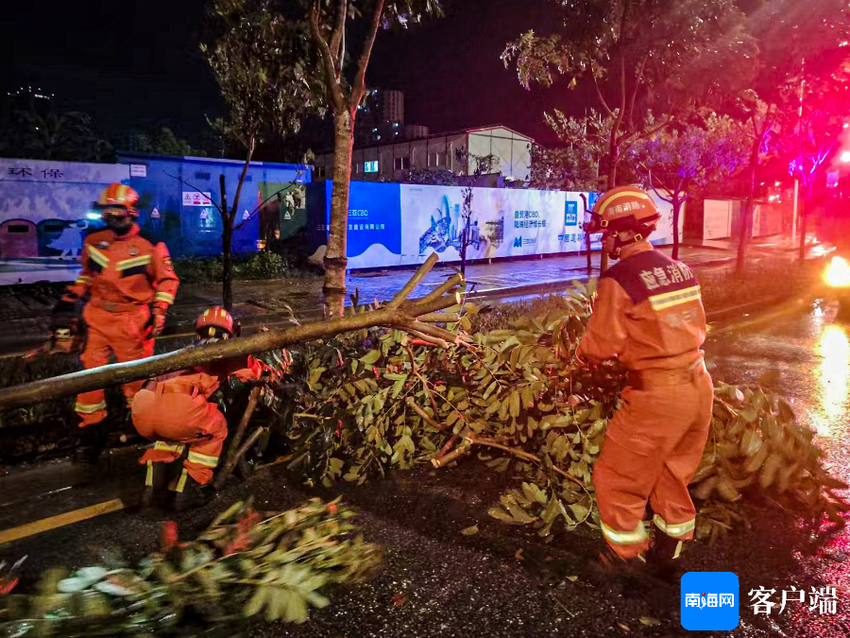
[565,201,578,226]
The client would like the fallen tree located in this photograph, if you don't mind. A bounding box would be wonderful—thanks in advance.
[0,254,462,413]
[278,280,848,542]
[0,498,382,636]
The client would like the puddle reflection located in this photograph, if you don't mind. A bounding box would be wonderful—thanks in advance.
[815,324,850,436]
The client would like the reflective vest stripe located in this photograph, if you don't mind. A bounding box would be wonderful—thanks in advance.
[188,450,219,468]
[74,400,107,414]
[74,275,91,286]
[653,514,695,538]
[154,441,186,455]
[173,468,189,493]
[154,291,175,304]
[87,246,110,268]
[116,254,152,271]
[648,285,701,311]
[600,521,647,545]
[145,461,154,488]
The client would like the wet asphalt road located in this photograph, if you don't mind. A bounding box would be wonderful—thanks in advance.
[2,296,850,638]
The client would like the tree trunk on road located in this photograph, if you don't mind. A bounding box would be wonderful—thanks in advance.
[0,255,463,413]
[324,111,354,319]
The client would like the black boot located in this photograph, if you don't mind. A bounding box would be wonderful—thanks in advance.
[166,468,215,514]
[647,530,687,584]
[140,461,169,510]
[74,421,107,465]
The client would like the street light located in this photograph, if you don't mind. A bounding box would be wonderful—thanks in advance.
[841,151,850,164]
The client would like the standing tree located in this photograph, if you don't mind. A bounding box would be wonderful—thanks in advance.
[304,0,443,318]
[722,0,850,273]
[2,109,112,162]
[632,114,749,259]
[454,150,497,277]
[786,57,850,260]
[201,0,321,310]
[502,0,747,271]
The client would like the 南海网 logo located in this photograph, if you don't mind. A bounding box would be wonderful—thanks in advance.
[681,572,739,630]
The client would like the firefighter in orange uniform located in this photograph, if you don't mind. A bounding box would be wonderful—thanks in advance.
[51,183,179,461]
[132,307,277,511]
[575,186,713,579]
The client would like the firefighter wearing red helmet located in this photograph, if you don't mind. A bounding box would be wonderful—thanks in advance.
[51,182,180,462]
[575,186,713,580]
[132,307,279,511]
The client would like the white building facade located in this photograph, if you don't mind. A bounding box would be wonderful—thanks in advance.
[313,125,533,184]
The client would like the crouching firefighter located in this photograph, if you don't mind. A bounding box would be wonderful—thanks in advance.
[51,182,179,463]
[574,186,713,581]
[132,307,278,512]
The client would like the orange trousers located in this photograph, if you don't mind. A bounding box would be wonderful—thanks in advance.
[76,303,153,427]
[132,387,227,485]
[592,365,713,560]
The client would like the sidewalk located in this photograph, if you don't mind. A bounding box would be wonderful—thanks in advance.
[0,239,823,358]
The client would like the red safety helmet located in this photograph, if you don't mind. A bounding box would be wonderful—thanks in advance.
[196,306,235,339]
[94,182,140,218]
[586,186,661,236]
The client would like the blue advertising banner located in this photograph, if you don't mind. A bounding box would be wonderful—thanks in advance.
[308,181,402,269]
[307,181,683,270]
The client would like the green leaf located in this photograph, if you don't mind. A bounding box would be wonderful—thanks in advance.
[360,350,381,365]
[392,375,408,399]
[461,525,480,536]
[245,585,269,617]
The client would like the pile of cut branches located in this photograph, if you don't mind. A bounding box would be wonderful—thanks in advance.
[284,281,848,542]
[0,498,381,637]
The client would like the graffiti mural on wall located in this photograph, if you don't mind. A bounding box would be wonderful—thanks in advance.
[0,158,129,284]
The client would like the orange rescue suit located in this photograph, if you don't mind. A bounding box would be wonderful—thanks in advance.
[61,225,180,426]
[132,355,267,485]
[576,242,713,559]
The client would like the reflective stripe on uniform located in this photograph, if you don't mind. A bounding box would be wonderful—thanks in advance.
[74,275,91,286]
[653,514,695,538]
[75,400,107,414]
[153,291,175,304]
[116,254,152,271]
[87,246,110,268]
[145,461,154,487]
[600,520,647,546]
[647,285,701,311]
[172,468,188,493]
[188,450,219,468]
[154,441,186,455]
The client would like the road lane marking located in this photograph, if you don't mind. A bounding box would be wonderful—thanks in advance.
[0,498,125,544]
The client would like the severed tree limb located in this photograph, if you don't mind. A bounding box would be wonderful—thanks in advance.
[464,436,586,489]
[415,273,464,307]
[417,312,460,324]
[405,397,450,432]
[0,257,462,413]
[387,253,440,310]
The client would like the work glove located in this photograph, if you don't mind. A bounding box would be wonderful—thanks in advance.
[147,307,168,338]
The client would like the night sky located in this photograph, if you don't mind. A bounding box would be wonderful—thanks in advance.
[0,0,581,148]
